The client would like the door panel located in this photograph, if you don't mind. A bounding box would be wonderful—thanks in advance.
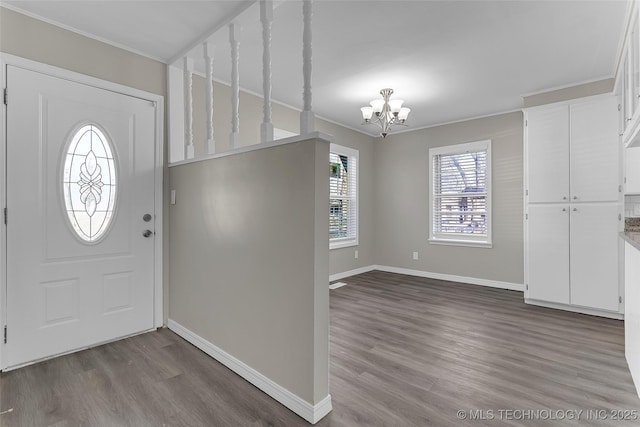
[526,105,570,203]
[570,97,619,202]
[625,146,640,194]
[5,66,156,368]
[527,204,570,304]
[570,204,620,311]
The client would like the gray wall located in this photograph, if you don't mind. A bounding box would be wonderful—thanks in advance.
[168,138,329,404]
[0,7,165,95]
[190,75,376,277]
[374,112,525,285]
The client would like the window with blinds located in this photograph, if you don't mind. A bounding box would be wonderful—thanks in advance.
[429,140,492,247]
[330,144,358,249]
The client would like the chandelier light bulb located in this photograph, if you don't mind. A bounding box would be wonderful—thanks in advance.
[361,106,373,121]
[370,99,385,113]
[398,107,411,121]
[389,99,404,114]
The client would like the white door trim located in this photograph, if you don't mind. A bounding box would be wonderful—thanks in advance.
[0,53,164,370]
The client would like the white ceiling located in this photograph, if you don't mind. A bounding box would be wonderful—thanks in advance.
[2,0,630,136]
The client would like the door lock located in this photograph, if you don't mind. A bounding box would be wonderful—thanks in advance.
[142,229,153,238]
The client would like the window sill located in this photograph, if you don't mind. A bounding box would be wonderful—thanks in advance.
[330,239,358,250]
[428,238,492,249]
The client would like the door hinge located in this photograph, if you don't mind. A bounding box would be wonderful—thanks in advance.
[526,284,529,290]
[4,207,7,225]
[525,213,528,220]
[525,189,529,196]
[525,120,527,127]
[619,184,623,193]
[3,88,6,105]
[620,296,623,304]
[619,213,623,221]
[3,325,6,344]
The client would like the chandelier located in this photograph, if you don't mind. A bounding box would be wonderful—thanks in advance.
[360,88,411,138]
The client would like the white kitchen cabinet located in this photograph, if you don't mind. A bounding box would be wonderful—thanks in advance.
[525,105,569,203]
[527,205,570,304]
[619,4,640,148]
[570,98,620,202]
[524,95,622,317]
[625,240,640,396]
[626,147,640,194]
[527,203,620,312]
[525,97,618,204]
[570,204,620,311]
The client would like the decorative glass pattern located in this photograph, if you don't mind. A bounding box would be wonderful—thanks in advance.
[63,124,117,242]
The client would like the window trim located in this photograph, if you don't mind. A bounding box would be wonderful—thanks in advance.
[428,139,492,248]
[329,143,359,250]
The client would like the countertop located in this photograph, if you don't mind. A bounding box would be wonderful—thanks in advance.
[621,232,640,251]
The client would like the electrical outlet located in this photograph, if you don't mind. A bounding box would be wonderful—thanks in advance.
[354,250,359,259]
[412,251,419,260]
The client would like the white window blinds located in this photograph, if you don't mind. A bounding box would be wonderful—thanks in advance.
[430,140,492,247]
[330,144,358,248]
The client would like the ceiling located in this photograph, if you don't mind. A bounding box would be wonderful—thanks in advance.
[2,0,630,137]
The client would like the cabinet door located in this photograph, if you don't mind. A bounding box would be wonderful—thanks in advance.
[570,97,620,203]
[527,204,570,304]
[626,147,640,194]
[632,15,640,116]
[570,204,620,311]
[526,105,570,203]
[623,51,629,134]
[625,241,640,384]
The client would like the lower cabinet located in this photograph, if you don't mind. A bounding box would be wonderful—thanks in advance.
[625,241,640,396]
[527,204,570,304]
[526,203,620,313]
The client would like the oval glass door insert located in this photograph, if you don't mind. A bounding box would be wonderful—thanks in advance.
[63,124,117,242]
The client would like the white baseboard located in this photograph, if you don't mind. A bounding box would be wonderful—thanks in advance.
[373,265,524,292]
[525,299,624,320]
[329,265,376,282]
[167,319,332,424]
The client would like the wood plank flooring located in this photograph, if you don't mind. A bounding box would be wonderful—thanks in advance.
[2,270,640,426]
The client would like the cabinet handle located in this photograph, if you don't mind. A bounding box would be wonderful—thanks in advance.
[562,196,567,200]
[573,196,578,200]
[562,208,567,212]
[573,208,578,212]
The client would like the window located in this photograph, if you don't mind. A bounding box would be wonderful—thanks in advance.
[429,140,491,247]
[63,124,117,243]
[329,143,358,249]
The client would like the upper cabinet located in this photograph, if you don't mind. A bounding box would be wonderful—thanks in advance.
[620,5,640,147]
[525,105,570,203]
[570,98,620,202]
[617,3,640,192]
[525,96,619,204]
[626,147,640,194]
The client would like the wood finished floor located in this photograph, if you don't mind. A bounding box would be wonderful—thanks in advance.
[2,270,640,426]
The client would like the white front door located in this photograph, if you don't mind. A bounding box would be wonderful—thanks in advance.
[5,65,157,368]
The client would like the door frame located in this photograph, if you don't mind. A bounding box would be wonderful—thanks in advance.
[0,53,165,370]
